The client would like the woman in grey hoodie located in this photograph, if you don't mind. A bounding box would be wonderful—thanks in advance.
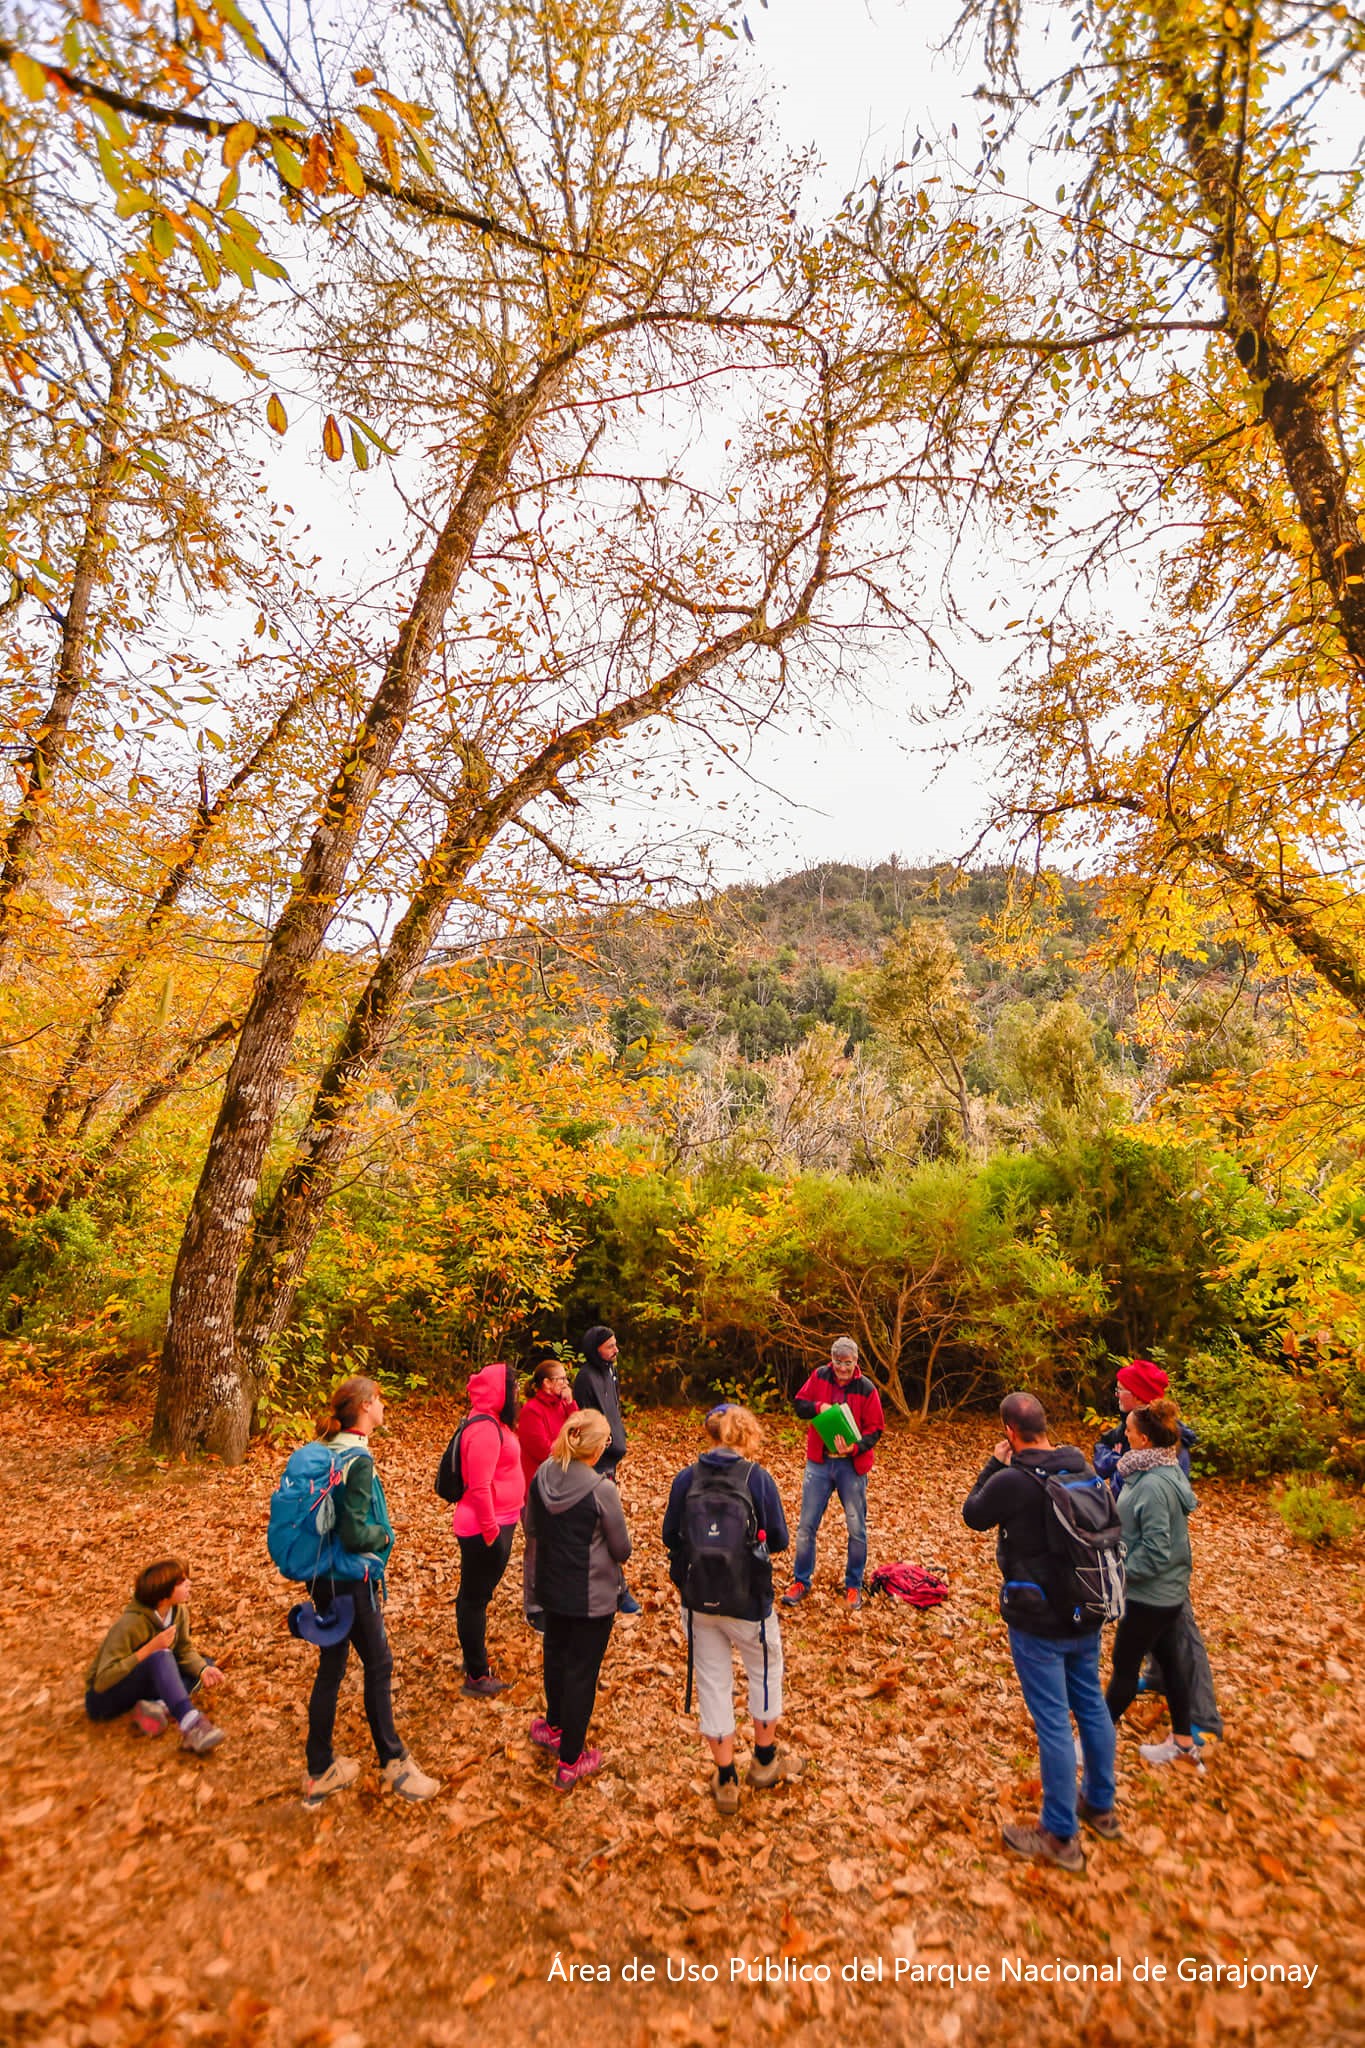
[1106,1397,1205,1773]
[527,1409,631,1791]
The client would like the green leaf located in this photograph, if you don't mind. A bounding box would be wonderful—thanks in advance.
[216,236,256,287]
[9,50,48,102]
[349,426,371,471]
[92,100,131,146]
[95,135,127,195]
[189,230,221,290]
[215,0,267,60]
[269,136,304,188]
[344,413,398,455]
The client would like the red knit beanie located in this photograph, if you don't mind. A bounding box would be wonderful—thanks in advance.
[1117,1358,1170,1404]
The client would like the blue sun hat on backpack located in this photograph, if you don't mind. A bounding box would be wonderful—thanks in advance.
[287,1595,355,1647]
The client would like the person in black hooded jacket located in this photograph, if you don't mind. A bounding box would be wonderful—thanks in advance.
[573,1326,640,1614]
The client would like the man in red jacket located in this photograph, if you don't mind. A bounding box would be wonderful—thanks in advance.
[782,1338,884,1611]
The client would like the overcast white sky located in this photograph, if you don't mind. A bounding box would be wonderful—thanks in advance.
[680,0,1006,881]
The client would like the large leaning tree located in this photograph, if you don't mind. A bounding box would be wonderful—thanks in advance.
[146,0,999,1457]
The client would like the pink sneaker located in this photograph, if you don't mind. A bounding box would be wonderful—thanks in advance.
[529,1718,562,1753]
[555,1748,602,1791]
[131,1700,170,1737]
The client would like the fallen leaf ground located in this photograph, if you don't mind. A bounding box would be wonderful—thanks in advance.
[3,1399,1363,2048]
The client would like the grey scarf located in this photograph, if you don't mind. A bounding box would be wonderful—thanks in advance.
[1116,1444,1179,1481]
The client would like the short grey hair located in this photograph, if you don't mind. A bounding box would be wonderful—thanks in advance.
[830,1337,859,1361]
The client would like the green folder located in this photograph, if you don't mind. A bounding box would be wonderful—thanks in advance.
[812,1401,859,1455]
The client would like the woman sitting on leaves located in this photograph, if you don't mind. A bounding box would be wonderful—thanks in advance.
[86,1557,226,1755]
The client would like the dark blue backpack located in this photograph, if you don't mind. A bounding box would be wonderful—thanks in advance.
[267,1441,385,1587]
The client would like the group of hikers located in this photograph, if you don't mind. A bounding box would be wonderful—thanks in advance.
[85,1333,1218,1867]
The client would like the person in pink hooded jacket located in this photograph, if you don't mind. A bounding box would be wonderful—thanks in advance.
[450,1361,526,1697]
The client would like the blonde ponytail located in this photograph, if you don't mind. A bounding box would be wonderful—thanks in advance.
[551,1410,611,1471]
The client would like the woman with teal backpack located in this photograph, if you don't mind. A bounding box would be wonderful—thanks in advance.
[280,1376,441,1811]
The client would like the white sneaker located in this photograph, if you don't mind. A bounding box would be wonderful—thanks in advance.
[301,1756,361,1809]
[382,1753,441,1802]
[1140,1738,1205,1773]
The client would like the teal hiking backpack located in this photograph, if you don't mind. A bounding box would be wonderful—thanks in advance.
[267,1440,386,1587]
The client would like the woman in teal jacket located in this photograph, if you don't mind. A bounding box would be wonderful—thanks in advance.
[1105,1397,1204,1773]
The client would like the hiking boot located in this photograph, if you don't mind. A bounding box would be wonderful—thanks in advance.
[555,1749,602,1791]
[382,1754,441,1802]
[747,1749,801,1790]
[781,1581,809,1605]
[710,1769,741,1815]
[1140,1738,1205,1774]
[845,1589,863,1611]
[462,1671,508,1698]
[529,1718,562,1753]
[179,1714,225,1757]
[131,1700,170,1738]
[301,1756,360,1810]
[617,1589,642,1616]
[1077,1798,1122,1840]
[1001,1823,1085,1873]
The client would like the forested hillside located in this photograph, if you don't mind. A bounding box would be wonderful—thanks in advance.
[7,848,1362,1488]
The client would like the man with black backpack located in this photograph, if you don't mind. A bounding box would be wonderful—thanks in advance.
[962,1392,1121,1873]
[662,1404,798,1815]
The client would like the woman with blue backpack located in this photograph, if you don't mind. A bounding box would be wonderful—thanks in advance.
[271,1376,440,1810]
[662,1404,798,1815]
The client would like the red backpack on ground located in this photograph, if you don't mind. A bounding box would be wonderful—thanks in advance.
[865,1563,949,1608]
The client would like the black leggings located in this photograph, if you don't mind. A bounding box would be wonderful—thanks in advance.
[306,1580,404,1777]
[543,1612,615,1766]
[457,1525,516,1678]
[1107,1598,1193,1738]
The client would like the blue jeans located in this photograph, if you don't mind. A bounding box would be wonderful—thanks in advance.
[85,1649,196,1725]
[793,1459,868,1590]
[1008,1626,1116,1840]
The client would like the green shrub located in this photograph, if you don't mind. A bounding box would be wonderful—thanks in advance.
[1274,1476,1360,1548]
[1179,1342,1329,1476]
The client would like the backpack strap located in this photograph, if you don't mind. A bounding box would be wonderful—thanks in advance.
[459,1411,500,1465]
[684,1606,695,1716]
[760,1612,768,1717]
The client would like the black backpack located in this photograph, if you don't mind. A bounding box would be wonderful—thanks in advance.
[678,1457,770,1616]
[433,1413,498,1505]
[675,1459,775,1716]
[1027,1466,1126,1626]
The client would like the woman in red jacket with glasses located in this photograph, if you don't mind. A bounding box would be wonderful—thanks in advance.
[516,1357,577,1633]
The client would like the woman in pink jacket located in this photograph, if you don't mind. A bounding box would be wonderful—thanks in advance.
[451,1361,526,1697]
[516,1358,577,1634]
